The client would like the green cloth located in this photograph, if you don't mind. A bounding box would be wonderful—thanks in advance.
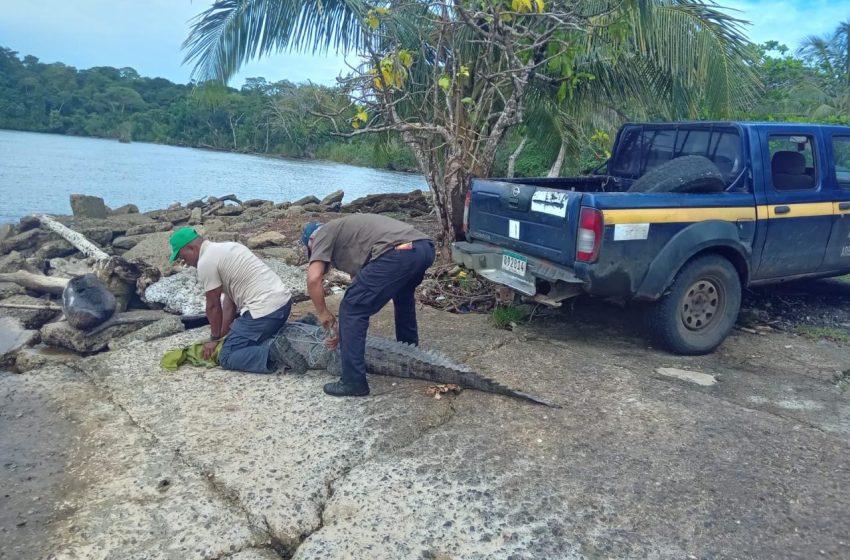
[160,339,224,371]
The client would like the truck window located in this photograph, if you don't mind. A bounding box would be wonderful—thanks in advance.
[610,126,742,184]
[768,134,818,191]
[834,136,850,188]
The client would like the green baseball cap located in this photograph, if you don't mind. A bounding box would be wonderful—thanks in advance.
[169,227,200,262]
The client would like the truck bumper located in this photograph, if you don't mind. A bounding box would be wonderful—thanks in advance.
[451,241,585,305]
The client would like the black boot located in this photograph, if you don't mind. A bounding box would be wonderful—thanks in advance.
[323,380,370,397]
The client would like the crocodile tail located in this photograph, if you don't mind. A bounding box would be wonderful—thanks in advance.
[364,337,559,408]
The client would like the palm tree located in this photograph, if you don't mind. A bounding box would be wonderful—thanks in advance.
[183,0,759,245]
[796,20,850,121]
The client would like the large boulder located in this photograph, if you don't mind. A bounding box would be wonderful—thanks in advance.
[126,222,172,236]
[0,317,39,367]
[41,311,168,353]
[302,203,325,213]
[123,231,173,272]
[78,225,114,246]
[258,247,301,266]
[0,251,27,273]
[320,190,345,205]
[62,274,116,331]
[108,316,185,351]
[246,231,287,250]
[243,199,272,208]
[189,208,203,225]
[0,229,44,254]
[0,282,25,300]
[285,206,306,217]
[0,294,62,329]
[70,194,108,219]
[292,195,320,206]
[33,240,76,261]
[15,346,81,373]
[111,236,140,251]
[214,205,243,217]
[109,203,139,215]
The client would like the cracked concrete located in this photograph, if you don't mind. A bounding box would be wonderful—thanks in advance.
[2,296,850,559]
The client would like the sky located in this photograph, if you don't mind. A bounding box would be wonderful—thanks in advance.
[0,0,847,89]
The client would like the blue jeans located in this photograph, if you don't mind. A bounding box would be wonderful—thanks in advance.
[219,301,292,373]
[338,239,435,387]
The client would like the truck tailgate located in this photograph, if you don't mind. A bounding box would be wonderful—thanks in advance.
[468,179,583,266]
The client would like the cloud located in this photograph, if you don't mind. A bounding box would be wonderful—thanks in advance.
[722,0,849,48]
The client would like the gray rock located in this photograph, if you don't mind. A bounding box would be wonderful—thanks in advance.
[0,251,27,273]
[0,229,44,254]
[15,345,82,372]
[70,194,108,219]
[125,222,172,236]
[0,223,16,241]
[207,232,240,242]
[17,215,40,232]
[111,236,140,250]
[320,189,345,205]
[109,203,139,215]
[168,202,182,210]
[41,311,167,353]
[62,274,117,331]
[243,199,272,208]
[214,205,243,217]
[274,201,291,210]
[0,294,62,329]
[33,240,76,261]
[161,209,191,224]
[189,207,203,225]
[0,317,39,367]
[78,226,114,246]
[292,195,321,206]
[143,270,206,315]
[123,231,173,272]
[246,231,287,250]
[326,201,342,213]
[0,282,25,300]
[201,219,226,233]
[285,206,306,217]
[258,247,301,265]
[108,316,185,350]
[47,257,93,279]
[302,203,325,213]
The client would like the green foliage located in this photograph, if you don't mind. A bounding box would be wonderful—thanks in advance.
[794,324,850,343]
[490,306,528,329]
[0,46,415,170]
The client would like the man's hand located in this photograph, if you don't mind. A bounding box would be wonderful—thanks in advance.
[202,340,219,360]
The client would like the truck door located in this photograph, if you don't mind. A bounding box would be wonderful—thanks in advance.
[755,130,832,279]
[822,133,850,272]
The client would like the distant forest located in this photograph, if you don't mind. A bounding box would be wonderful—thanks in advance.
[1,36,847,177]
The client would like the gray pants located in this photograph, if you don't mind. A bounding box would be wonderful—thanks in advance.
[219,301,291,373]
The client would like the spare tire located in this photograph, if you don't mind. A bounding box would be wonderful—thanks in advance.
[628,155,725,194]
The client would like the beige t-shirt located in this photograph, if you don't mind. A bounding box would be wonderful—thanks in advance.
[308,214,431,276]
[196,241,291,318]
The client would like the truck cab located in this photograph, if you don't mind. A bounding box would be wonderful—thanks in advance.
[452,122,850,354]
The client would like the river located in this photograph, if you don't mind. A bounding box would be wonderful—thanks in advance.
[0,130,426,224]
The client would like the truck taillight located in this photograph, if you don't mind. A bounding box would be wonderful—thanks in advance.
[462,190,472,234]
[576,207,603,263]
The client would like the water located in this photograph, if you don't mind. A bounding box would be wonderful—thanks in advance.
[0,130,427,224]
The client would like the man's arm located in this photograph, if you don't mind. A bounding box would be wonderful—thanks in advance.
[307,260,333,326]
[203,287,224,359]
[221,294,236,336]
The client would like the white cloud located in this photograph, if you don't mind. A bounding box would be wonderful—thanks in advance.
[722,0,849,48]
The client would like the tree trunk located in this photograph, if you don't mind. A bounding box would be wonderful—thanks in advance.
[507,136,528,178]
[548,139,568,178]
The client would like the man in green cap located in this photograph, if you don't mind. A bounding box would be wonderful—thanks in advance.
[169,227,297,373]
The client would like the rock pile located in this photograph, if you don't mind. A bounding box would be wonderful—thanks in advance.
[0,186,427,371]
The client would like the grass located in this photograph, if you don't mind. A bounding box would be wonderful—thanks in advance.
[490,305,528,329]
[794,324,850,343]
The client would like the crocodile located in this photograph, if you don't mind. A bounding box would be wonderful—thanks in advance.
[272,314,558,407]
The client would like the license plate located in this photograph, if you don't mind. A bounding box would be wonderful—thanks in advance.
[501,251,527,276]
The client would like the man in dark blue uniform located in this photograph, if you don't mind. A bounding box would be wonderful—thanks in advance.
[303,214,435,397]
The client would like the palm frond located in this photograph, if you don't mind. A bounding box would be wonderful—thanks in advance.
[183,0,370,83]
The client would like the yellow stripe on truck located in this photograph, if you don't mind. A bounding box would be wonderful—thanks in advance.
[602,207,757,225]
[603,203,837,225]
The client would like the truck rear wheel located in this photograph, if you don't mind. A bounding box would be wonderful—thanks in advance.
[628,155,726,194]
[646,255,741,355]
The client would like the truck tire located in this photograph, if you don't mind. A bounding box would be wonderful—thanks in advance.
[628,155,725,194]
[645,254,741,355]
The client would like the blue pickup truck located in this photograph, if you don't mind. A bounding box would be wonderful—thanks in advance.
[452,121,850,354]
